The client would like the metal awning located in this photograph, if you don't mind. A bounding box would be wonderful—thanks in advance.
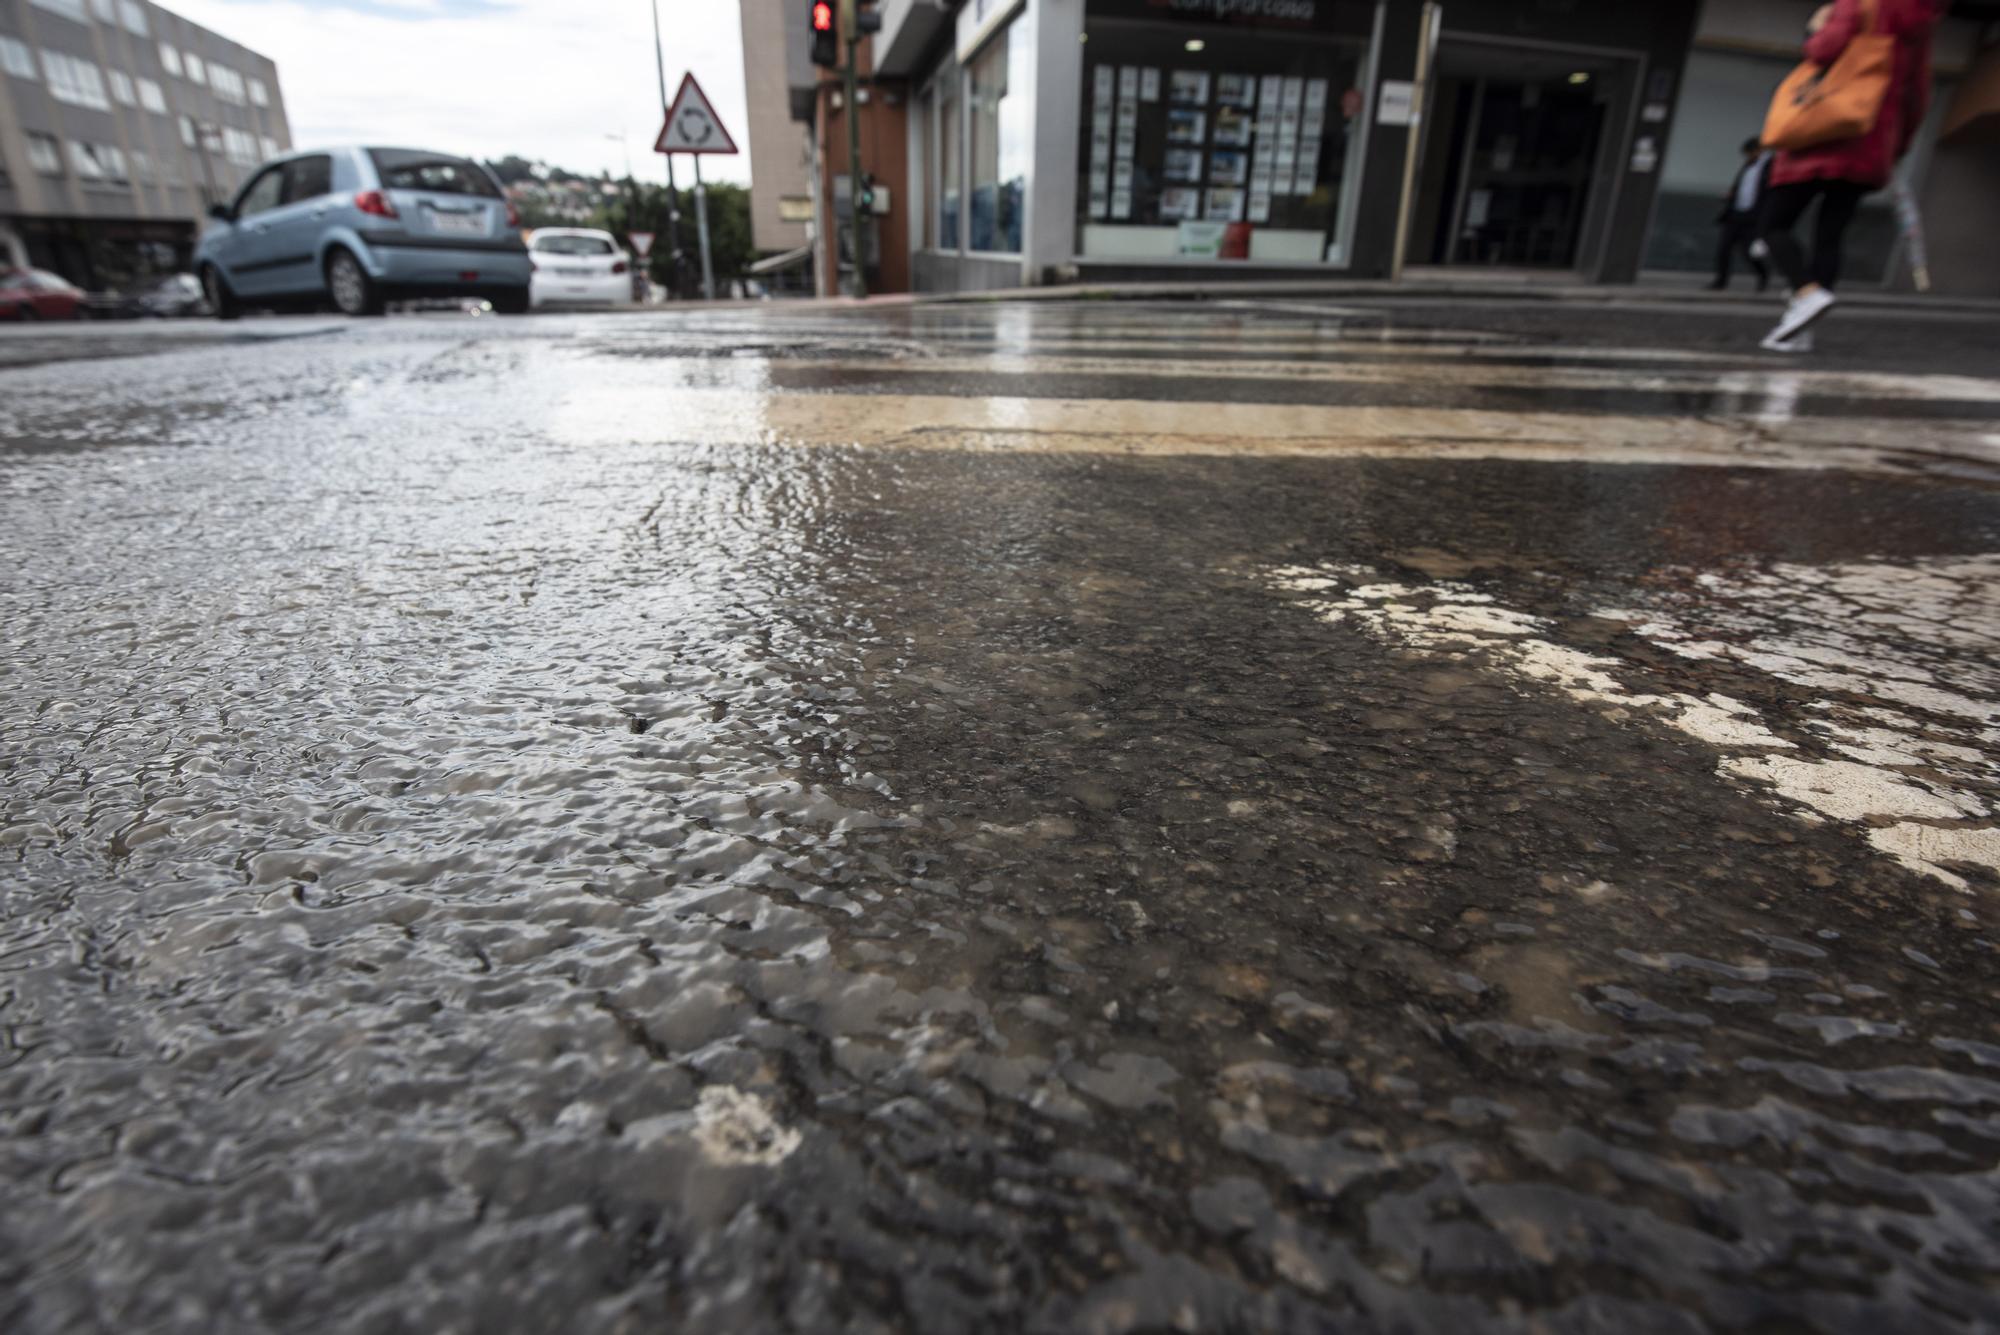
[747,245,813,275]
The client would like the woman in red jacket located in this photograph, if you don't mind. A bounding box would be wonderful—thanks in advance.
[1760,0,1940,351]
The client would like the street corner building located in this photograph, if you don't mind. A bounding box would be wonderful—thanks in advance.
[744,0,2000,298]
[0,0,291,290]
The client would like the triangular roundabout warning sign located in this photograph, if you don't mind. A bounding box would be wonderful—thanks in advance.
[654,74,739,156]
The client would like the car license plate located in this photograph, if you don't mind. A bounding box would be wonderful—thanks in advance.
[432,211,484,237]
[558,266,592,277]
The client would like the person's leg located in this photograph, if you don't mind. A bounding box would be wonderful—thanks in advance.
[1809,181,1869,290]
[1712,221,1736,288]
[1760,181,1840,346]
[1759,181,1822,293]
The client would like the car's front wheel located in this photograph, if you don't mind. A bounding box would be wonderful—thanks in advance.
[201,264,241,321]
[326,248,384,317]
[492,287,530,316]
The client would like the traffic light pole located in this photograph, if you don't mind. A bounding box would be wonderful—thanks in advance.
[840,0,866,299]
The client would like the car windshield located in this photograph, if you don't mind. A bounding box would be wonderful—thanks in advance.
[533,235,615,256]
[367,149,500,198]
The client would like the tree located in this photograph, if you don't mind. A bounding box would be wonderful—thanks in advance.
[593,179,756,294]
[510,192,578,231]
[697,182,756,284]
[485,152,762,295]
[484,155,539,186]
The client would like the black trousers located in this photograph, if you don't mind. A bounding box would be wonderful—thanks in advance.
[1760,179,1871,292]
[1714,212,1769,287]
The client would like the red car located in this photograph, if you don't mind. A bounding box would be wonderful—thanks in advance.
[0,268,84,321]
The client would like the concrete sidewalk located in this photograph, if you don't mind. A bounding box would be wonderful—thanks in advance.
[898,274,2000,318]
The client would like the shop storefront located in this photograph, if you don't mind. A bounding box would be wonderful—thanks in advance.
[1075,0,1380,267]
[893,0,1387,289]
[906,0,1045,292]
[876,0,1712,291]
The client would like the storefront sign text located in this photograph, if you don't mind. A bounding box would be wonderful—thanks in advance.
[1149,0,1316,24]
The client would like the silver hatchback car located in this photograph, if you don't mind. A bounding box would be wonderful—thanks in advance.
[195,146,531,318]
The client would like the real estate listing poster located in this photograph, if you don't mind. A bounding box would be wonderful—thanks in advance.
[1169,70,1210,105]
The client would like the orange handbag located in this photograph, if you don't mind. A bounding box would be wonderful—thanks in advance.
[1762,0,1898,151]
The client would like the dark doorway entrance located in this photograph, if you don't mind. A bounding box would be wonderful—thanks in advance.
[1411,40,1633,272]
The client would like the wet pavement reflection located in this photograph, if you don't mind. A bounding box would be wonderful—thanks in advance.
[2,300,1999,1333]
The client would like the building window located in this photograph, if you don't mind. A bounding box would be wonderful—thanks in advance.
[109,69,135,104]
[138,77,166,113]
[0,36,35,79]
[159,43,181,77]
[29,0,90,23]
[184,53,205,85]
[1076,0,1378,265]
[91,0,116,20]
[222,126,258,166]
[179,114,196,146]
[939,80,961,252]
[249,76,268,106]
[209,62,244,103]
[68,141,105,180]
[259,134,279,159]
[967,12,1034,254]
[26,132,64,175]
[120,0,147,35]
[41,50,111,110]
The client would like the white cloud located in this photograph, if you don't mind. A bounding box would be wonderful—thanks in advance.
[169,0,754,184]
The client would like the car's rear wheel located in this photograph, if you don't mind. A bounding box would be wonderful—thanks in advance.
[201,264,241,321]
[326,248,384,317]
[493,287,530,316]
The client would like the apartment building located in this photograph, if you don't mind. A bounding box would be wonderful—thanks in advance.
[0,0,291,289]
[738,0,815,261]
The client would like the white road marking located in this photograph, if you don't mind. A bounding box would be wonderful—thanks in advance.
[1269,559,2000,891]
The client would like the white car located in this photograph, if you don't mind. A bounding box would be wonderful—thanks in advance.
[528,228,633,308]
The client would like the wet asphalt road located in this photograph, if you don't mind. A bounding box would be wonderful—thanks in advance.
[3,297,2000,1334]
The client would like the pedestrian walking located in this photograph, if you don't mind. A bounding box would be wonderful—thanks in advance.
[1757,0,1940,352]
[1711,139,1774,292]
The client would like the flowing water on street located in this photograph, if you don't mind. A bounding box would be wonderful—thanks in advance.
[3,303,1999,1332]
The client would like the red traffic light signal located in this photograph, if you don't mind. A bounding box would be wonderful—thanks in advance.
[809,0,837,66]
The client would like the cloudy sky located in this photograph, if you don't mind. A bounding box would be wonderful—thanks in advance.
[172,0,753,184]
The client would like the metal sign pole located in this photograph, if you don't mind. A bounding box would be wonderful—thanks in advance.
[652,72,738,302]
[665,156,684,297]
[693,155,716,301]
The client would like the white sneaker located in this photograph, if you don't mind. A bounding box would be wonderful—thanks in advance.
[1760,330,1815,353]
[1770,287,1836,344]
